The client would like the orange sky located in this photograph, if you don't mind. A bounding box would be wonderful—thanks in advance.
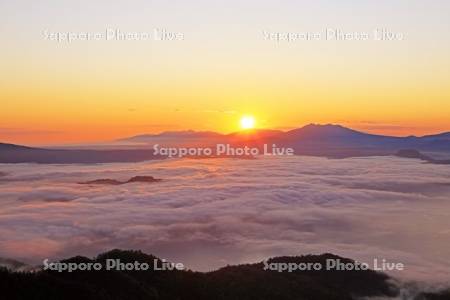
[1,1,450,145]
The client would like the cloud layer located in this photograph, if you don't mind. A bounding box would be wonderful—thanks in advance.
[0,156,450,284]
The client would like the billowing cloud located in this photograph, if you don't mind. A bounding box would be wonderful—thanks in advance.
[0,156,450,285]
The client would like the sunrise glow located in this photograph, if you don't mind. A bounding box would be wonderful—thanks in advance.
[240,116,256,130]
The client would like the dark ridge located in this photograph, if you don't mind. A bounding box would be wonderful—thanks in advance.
[78,179,123,185]
[396,149,433,161]
[418,290,450,300]
[0,143,164,164]
[126,176,162,183]
[79,176,161,185]
[396,149,450,164]
[2,249,449,299]
[0,249,401,300]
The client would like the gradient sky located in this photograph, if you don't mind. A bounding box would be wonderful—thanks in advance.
[1,0,450,145]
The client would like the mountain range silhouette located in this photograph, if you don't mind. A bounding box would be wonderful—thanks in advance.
[1,124,450,163]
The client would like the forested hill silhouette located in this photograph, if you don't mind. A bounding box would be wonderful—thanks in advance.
[1,249,450,300]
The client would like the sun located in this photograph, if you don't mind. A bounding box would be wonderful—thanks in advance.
[240,115,256,130]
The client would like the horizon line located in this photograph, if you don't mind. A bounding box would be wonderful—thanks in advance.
[3,123,450,148]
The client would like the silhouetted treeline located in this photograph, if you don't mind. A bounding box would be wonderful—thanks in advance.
[1,250,449,300]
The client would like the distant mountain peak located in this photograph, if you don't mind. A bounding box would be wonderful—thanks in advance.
[0,142,34,150]
[422,131,450,140]
[303,123,343,128]
[118,130,223,142]
[302,123,358,131]
[285,123,366,138]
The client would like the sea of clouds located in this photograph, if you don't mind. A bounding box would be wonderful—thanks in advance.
[0,156,449,285]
